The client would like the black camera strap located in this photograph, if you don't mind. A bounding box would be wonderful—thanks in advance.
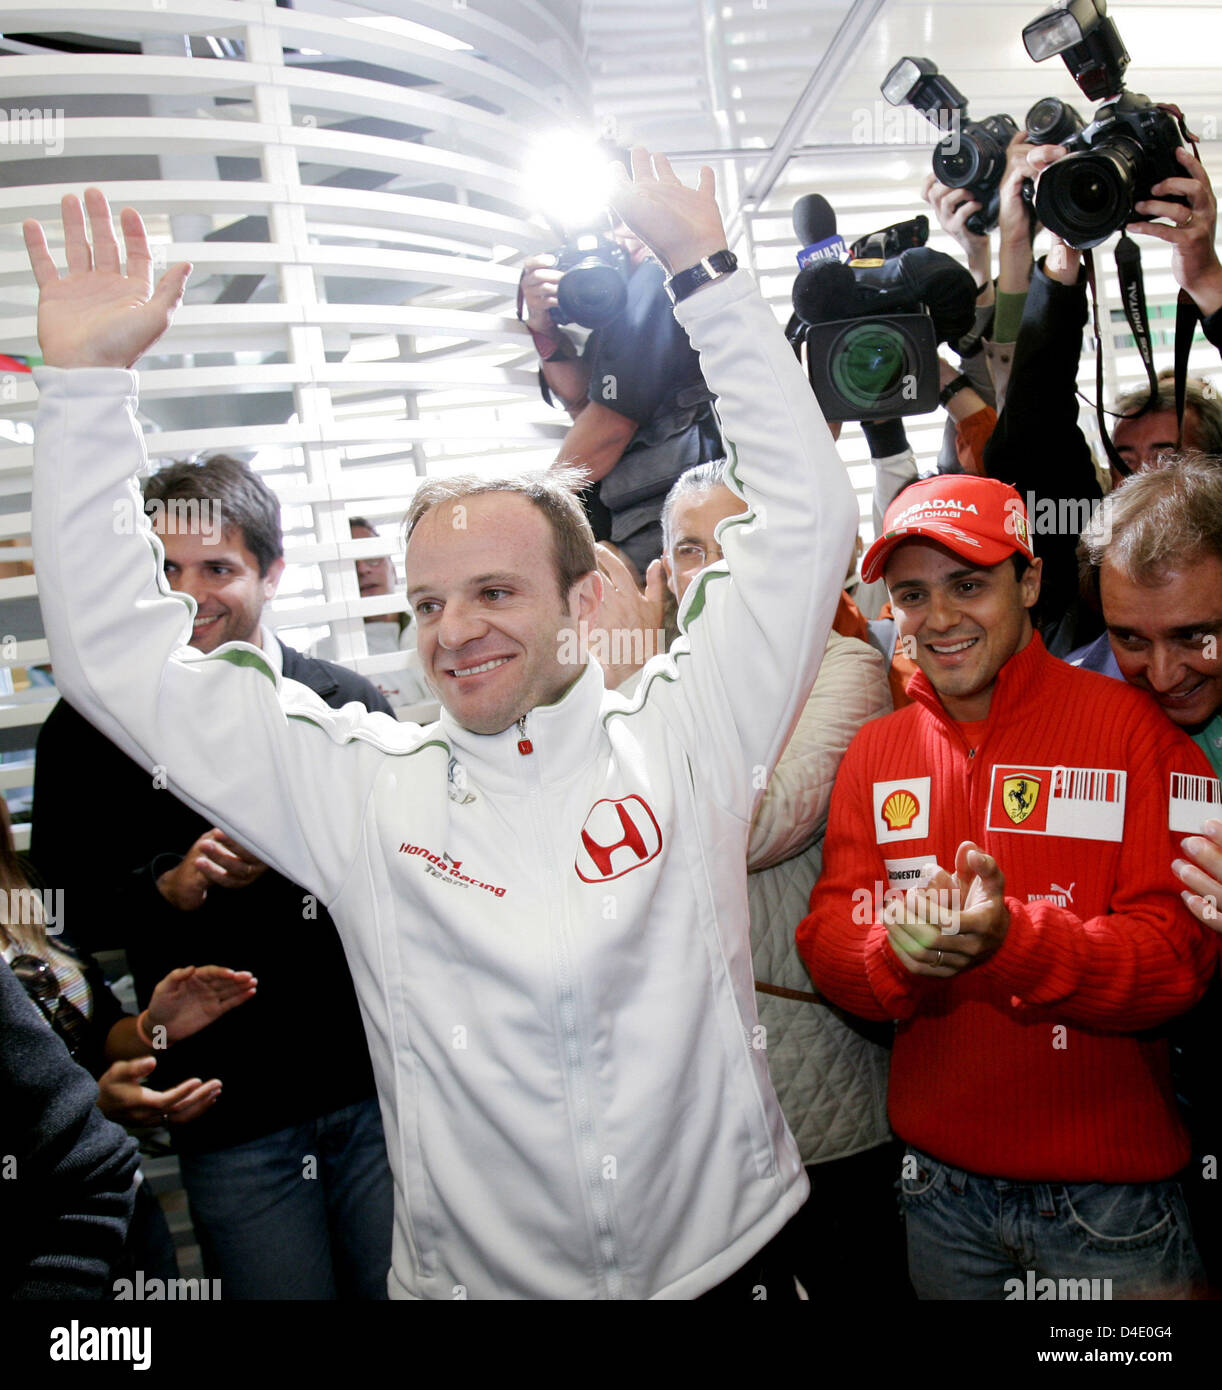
[1084,234,1199,480]
[1083,113,1203,479]
[1114,234,1159,407]
[1083,250,1123,475]
[1174,288,1203,442]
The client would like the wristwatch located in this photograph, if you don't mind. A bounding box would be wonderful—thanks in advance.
[938,373,973,407]
[665,250,738,305]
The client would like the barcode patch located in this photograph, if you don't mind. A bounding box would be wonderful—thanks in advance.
[1053,768,1122,803]
[1169,772,1222,834]
[986,764,1125,841]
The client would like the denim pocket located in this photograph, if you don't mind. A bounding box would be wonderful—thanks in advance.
[898,1148,946,1205]
[1061,1180,1181,1253]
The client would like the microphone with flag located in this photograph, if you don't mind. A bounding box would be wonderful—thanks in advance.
[793,193,848,269]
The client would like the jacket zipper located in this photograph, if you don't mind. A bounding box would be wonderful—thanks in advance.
[521,730,622,1296]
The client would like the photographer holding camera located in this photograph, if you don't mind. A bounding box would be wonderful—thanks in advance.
[980,139,1222,659]
[519,214,721,573]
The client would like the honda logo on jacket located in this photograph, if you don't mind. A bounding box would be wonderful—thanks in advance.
[575,796,663,882]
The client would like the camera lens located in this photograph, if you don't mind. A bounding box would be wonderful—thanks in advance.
[555,260,628,329]
[829,322,914,412]
[1034,141,1140,249]
[932,131,983,189]
[1025,97,1084,146]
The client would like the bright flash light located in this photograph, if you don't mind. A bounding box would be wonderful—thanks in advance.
[523,131,616,231]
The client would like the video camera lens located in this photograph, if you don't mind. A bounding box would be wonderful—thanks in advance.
[1034,139,1140,249]
[554,259,627,329]
[828,321,919,415]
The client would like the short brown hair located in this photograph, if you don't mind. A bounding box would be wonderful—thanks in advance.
[403,466,596,602]
[1113,370,1222,459]
[1078,452,1222,601]
[143,454,283,577]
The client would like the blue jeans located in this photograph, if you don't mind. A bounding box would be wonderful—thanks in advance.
[899,1146,1203,1300]
[179,1097,393,1300]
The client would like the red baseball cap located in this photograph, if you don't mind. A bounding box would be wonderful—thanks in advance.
[861,475,1034,585]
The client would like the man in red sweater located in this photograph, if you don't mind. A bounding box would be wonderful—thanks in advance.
[797,475,1216,1300]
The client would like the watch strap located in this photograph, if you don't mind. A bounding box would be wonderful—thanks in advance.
[939,373,972,407]
[665,250,738,305]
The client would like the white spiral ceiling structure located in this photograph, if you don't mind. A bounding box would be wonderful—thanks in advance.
[0,0,593,828]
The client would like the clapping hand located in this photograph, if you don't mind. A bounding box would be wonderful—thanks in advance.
[885,841,1010,977]
[145,964,257,1046]
[1174,819,1222,933]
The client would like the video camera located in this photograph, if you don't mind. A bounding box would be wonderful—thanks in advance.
[787,201,978,422]
[1023,0,1190,249]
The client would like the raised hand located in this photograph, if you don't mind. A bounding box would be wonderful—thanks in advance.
[23,186,191,369]
[145,964,258,1046]
[922,169,989,285]
[607,147,726,276]
[519,252,564,334]
[1128,146,1222,318]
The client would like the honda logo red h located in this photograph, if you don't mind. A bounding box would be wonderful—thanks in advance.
[575,796,663,882]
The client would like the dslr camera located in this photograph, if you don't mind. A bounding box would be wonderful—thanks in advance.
[882,58,1086,236]
[881,57,1018,236]
[548,225,630,329]
[1023,0,1189,249]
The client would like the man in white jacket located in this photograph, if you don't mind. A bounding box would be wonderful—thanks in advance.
[26,150,858,1299]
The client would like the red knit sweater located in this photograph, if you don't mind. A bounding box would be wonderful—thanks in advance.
[797,634,1218,1182]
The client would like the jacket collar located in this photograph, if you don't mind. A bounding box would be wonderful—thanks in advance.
[258,624,284,677]
[907,629,1051,732]
[440,659,607,794]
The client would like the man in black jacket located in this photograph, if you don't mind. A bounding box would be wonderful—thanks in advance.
[31,455,396,1300]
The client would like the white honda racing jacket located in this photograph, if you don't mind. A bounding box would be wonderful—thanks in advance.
[32,270,857,1298]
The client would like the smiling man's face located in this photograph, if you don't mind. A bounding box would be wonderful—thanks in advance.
[406,492,600,735]
[156,523,282,653]
[885,539,1041,721]
[1100,552,1222,730]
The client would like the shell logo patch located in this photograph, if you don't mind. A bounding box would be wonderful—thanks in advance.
[1002,774,1041,825]
[874,777,931,844]
[881,788,920,831]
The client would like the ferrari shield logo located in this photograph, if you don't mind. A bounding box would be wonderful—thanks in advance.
[1003,775,1041,825]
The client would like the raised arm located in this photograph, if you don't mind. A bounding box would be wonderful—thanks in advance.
[609,152,859,812]
[28,190,397,901]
